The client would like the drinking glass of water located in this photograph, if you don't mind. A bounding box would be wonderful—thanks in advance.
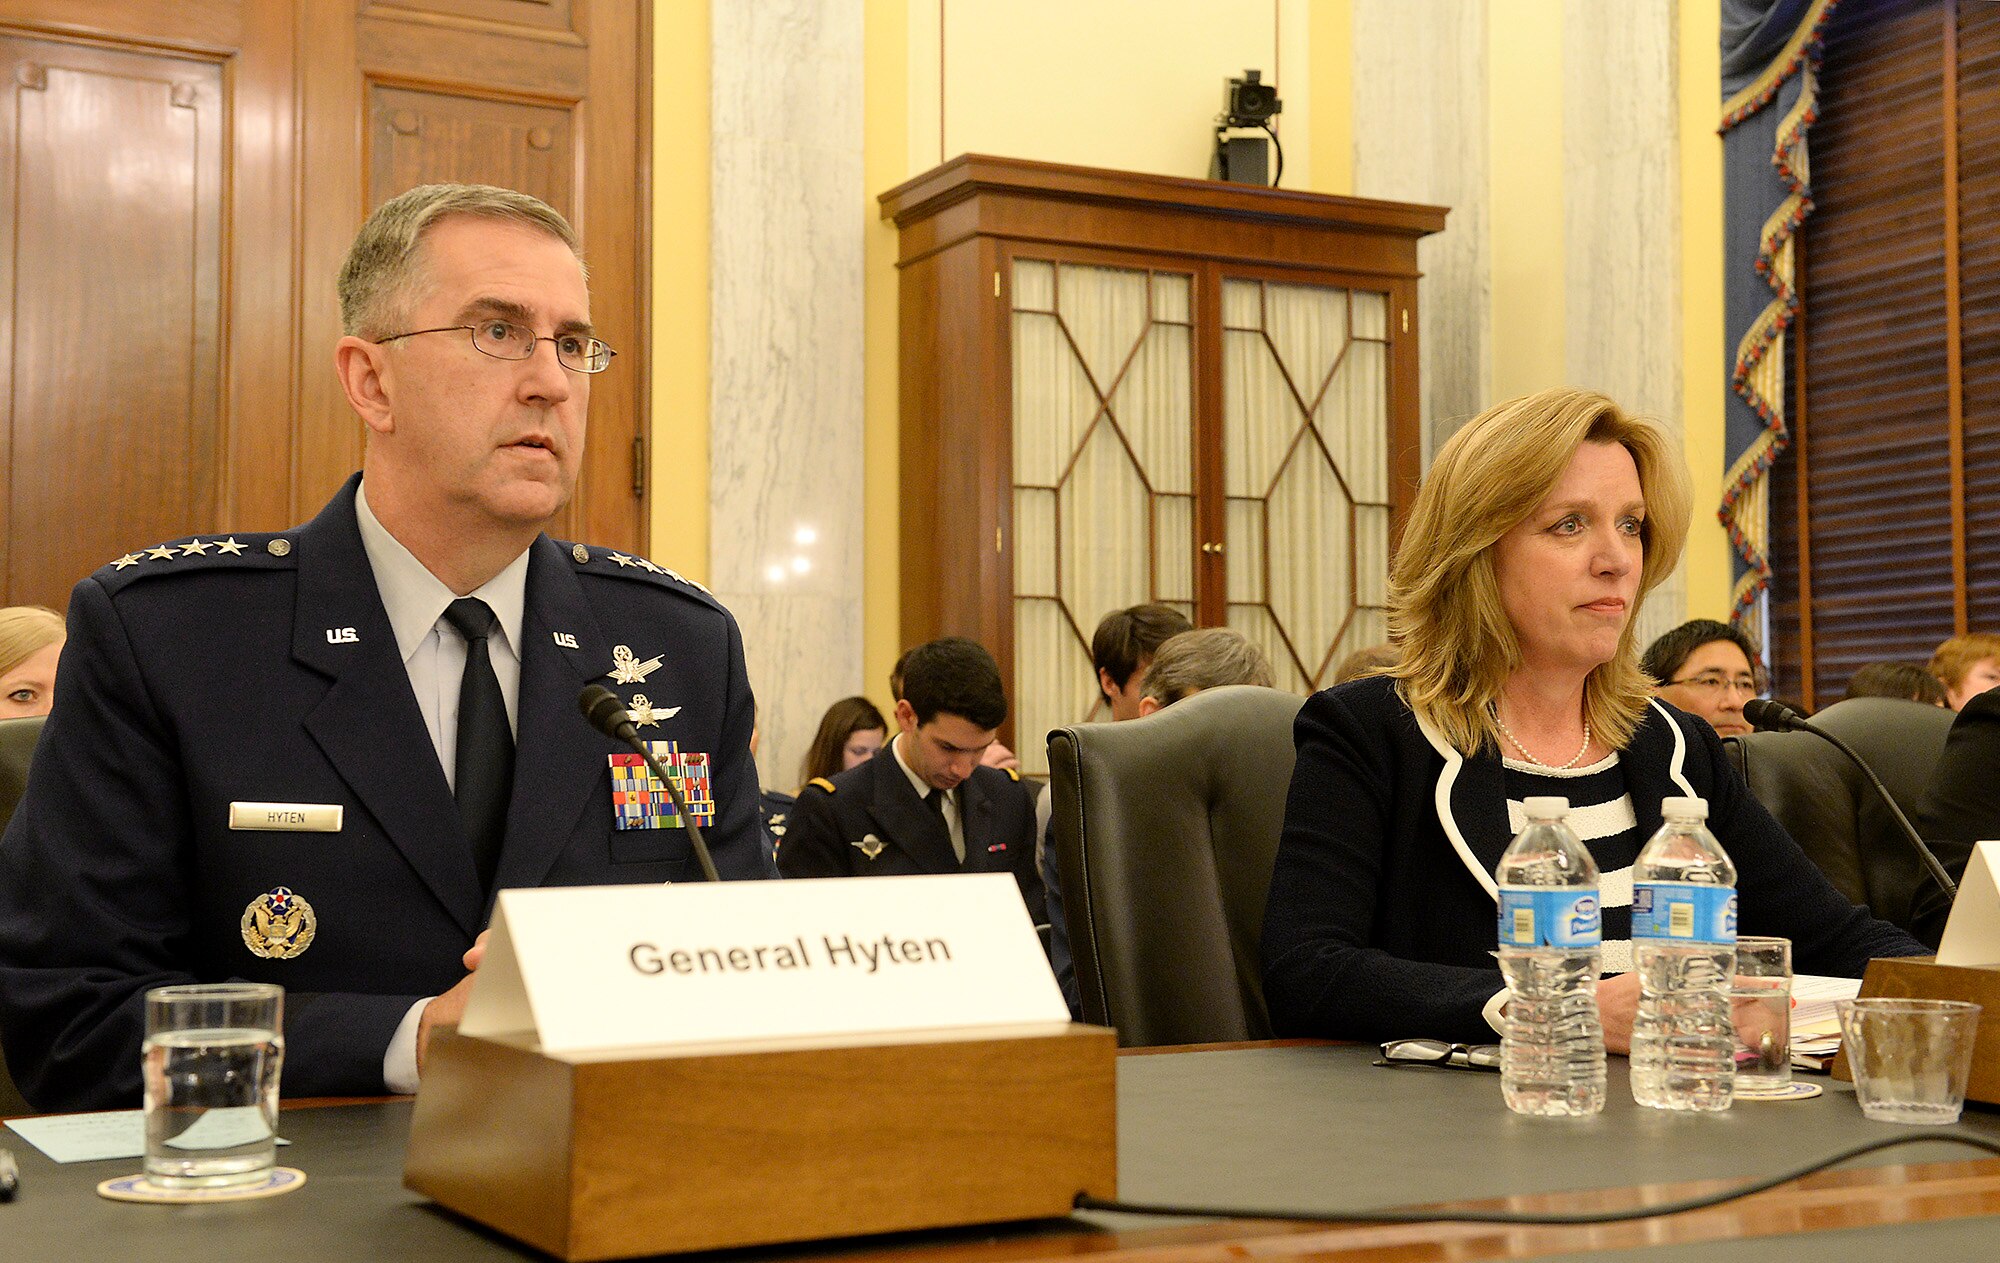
[142,983,284,1188]
[1731,936,1792,1092]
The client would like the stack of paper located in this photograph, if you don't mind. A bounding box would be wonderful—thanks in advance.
[1790,973,1862,1067]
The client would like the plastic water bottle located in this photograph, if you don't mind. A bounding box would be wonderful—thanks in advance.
[1495,796,1605,1116]
[1630,795,1738,1111]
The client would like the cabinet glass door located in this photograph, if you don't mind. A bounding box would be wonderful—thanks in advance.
[1221,277,1392,693]
[1011,258,1195,775]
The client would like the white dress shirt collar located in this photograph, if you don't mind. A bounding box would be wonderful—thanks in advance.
[353,480,530,664]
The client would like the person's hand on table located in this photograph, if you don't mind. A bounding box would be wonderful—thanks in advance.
[416,930,490,1074]
[1597,971,1641,1054]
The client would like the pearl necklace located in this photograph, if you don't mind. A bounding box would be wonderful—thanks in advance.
[1493,710,1593,771]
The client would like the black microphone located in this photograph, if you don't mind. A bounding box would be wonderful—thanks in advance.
[579,683,720,883]
[1742,698,1957,900]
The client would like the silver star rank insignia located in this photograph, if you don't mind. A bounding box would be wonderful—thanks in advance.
[606,644,664,685]
[112,553,141,569]
[145,545,176,560]
[213,537,246,555]
[609,552,639,568]
[626,693,681,727]
[181,539,210,556]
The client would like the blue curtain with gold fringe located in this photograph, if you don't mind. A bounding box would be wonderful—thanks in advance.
[1720,0,1840,634]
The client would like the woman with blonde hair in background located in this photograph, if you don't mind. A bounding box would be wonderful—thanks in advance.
[1260,387,1923,1049]
[0,606,63,719]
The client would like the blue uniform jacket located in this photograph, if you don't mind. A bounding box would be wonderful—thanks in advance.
[0,477,767,1109]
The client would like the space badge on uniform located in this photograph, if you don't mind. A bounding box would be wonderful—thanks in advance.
[608,742,715,831]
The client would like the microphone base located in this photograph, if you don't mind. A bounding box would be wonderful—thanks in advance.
[405,1022,1117,1260]
[1832,956,2000,1105]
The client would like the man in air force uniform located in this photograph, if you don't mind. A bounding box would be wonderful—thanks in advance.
[0,185,767,1111]
[778,638,1043,923]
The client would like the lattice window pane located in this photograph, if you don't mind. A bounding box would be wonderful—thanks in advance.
[1153,273,1191,324]
[1226,499,1265,603]
[1014,598,1096,772]
[1155,494,1194,602]
[1113,324,1192,495]
[1012,311,1098,487]
[1228,604,1310,695]
[1015,258,1055,312]
[1058,423,1151,636]
[1222,276,1392,693]
[1057,264,1150,395]
[1011,257,1196,775]
[1014,487,1056,595]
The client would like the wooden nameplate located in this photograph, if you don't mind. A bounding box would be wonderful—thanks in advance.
[404,1022,1117,1261]
[1829,956,2000,1104]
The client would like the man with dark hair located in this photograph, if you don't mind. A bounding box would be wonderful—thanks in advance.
[781,638,1043,917]
[1091,603,1194,721]
[1640,618,1762,739]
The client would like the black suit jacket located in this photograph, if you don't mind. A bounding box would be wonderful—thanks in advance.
[1913,687,2000,945]
[1261,675,1926,1043]
[777,739,1044,921]
[0,476,768,1109]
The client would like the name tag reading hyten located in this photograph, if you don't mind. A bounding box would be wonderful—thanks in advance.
[459,875,1071,1054]
[228,802,344,832]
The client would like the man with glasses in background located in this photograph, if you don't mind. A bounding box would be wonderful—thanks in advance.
[0,185,768,1112]
[1640,619,1764,738]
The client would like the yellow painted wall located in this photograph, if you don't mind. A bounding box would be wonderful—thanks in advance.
[649,0,710,582]
[863,0,908,714]
[918,0,1303,185]
[1679,0,1732,620]
[1486,3,1567,402]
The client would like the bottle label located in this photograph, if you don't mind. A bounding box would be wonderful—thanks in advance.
[1630,882,1737,945]
[1496,888,1601,949]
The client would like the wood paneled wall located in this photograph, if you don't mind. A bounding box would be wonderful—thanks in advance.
[0,0,649,613]
[1765,0,2000,707]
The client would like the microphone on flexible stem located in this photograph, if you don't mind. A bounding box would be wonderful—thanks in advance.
[1742,697,1957,900]
[579,683,721,883]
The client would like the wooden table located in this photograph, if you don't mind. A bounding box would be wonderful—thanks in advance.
[6,1041,2000,1261]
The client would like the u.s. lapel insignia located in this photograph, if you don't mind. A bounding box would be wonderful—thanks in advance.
[853,833,886,861]
[606,644,664,685]
[626,693,682,727]
[240,887,316,960]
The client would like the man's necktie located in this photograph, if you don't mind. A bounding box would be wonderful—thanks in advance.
[925,787,964,863]
[443,597,513,893]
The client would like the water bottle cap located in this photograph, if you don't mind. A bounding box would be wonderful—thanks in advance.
[1661,795,1709,820]
[1522,796,1569,820]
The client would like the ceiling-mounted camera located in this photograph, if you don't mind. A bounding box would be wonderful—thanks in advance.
[1210,69,1283,187]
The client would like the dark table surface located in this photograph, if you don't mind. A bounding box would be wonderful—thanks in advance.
[6,1044,2000,1262]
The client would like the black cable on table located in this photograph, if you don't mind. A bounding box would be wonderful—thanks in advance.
[1076,1132,2000,1227]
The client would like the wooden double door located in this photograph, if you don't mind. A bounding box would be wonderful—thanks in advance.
[0,0,649,612]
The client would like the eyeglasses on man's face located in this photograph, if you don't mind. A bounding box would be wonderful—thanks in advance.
[1667,672,1761,697]
[1375,1038,1502,1072]
[375,319,616,374]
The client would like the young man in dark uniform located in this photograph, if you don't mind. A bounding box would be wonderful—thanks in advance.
[0,185,768,1111]
[779,638,1043,922]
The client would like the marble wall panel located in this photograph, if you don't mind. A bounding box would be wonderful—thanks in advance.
[1563,0,1686,643]
[711,0,867,797]
[1352,0,1490,460]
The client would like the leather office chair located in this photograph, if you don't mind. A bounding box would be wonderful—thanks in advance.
[1723,697,1952,933]
[1046,685,1304,1048]
[0,714,42,1116]
[0,714,43,839]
